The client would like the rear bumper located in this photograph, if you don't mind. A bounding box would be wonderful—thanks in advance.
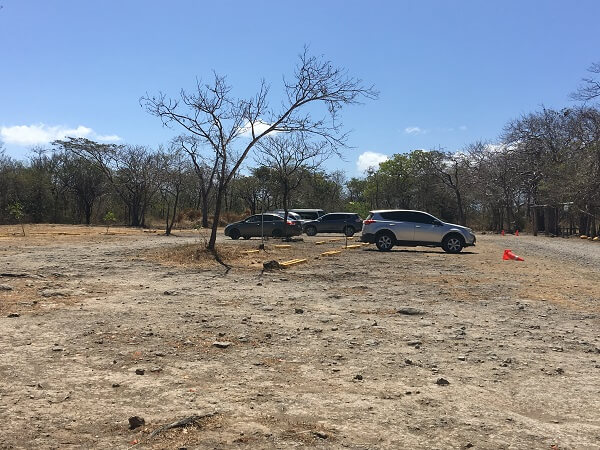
[361,233,376,243]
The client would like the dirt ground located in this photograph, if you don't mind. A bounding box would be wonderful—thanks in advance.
[1,224,599,449]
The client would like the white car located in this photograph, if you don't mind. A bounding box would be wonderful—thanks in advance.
[361,210,476,253]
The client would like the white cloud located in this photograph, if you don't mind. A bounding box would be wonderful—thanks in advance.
[0,124,121,146]
[404,126,423,135]
[239,120,276,136]
[357,151,388,172]
[459,125,467,131]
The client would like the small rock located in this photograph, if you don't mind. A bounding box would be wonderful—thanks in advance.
[407,341,422,347]
[212,341,232,349]
[397,307,424,315]
[458,356,466,361]
[112,383,121,388]
[7,312,20,318]
[354,374,363,380]
[295,308,304,314]
[52,346,64,352]
[135,369,145,375]
[313,431,328,439]
[405,359,413,365]
[0,284,13,291]
[263,260,283,271]
[154,352,166,357]
[128,416,145,430]
[163,290,174,296]
[150,367,162,373]
[436,378,450,386]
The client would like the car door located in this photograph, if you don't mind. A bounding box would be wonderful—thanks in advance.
[380,211,415,241]
[319,214,338,233]
[410,212,443,243]
[243,215,262,237]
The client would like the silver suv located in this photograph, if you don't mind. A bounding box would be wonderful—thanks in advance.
[361,210,476,253]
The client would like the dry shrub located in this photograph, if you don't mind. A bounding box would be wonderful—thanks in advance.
[144,243,250,268]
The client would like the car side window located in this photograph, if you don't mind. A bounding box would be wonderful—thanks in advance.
[380,211,410,221]
[246,215,260,223]
[406,212,436,224]
[263,215,277,222]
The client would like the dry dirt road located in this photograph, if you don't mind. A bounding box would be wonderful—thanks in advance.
[0,225,599,449]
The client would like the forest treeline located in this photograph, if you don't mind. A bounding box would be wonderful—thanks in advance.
[1,103,598,237]
[1,57,599,238]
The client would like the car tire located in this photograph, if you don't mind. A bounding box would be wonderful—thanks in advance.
[242,235,250,240]
[272,229,282,238]
[305,226,317,236]
[229,229,241,240]
[375,231,395,251]
[344,226,355,237]
[442,234,464,253]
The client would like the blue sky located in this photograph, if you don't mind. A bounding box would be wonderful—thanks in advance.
[1,0,598,176]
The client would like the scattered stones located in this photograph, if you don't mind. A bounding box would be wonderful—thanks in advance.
[0,284,13,291]
[354,374,363,381]
[436,378,450,386]
[135,369,145,375]
[212,341,232,349]
[128,416,145,430]
[397,307,424,316]
[294,308,304,314]
[7,312,20,318]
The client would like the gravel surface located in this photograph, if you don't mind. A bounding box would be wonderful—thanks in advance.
[0,226,599,449]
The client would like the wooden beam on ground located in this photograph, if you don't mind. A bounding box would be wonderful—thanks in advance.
[274,244,291,248]
[280,258,307,267]
[328,238,342,242]
[344,244,362,249]
[321,250,342,256]
[243,249,260,254]
[315,241,326,245]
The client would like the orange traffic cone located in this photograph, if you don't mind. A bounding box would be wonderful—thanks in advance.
[503,249,524,261]
[515,229,519,236]
[501,229,505,236]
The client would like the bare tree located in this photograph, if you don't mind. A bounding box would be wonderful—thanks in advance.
[172,134,218,228]
[141,47,377,249]
[158,146,188,235]
[571,62,600,103]
[54,138,162,227]
[256,134,330,237]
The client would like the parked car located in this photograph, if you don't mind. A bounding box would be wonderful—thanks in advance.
[224,213,302,239]
[360,209,476,253]
[303,213,363,237]
[289,209,326,221]
[267,210,304,226]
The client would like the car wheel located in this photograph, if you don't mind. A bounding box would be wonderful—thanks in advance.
[272,228,282,238]
[375,231,394,251]
[305,226,317,236]
[344,226,355,237]
[229,229,241,240]
[442,234,464,253]
[242,235,250,240]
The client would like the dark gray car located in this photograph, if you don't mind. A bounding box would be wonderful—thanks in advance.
[303,213,363,237]
[224,214,302,239]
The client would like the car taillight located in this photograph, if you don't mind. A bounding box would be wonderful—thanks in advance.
[286,220,294,226]
[363,219,375,225]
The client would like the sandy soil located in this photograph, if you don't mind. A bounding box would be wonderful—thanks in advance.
[0,225,599,449]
